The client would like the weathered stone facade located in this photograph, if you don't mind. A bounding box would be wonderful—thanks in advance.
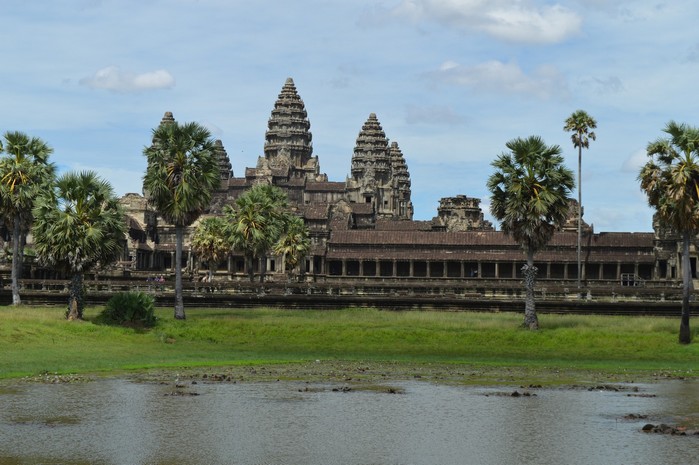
[117,78,676,289]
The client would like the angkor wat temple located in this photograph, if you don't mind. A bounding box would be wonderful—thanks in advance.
[117,78,686,297]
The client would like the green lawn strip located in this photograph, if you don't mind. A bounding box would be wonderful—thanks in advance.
[0,305,697,382]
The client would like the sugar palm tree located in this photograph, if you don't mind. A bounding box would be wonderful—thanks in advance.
[487,136,574,329]
[273,214,310,280]
[225,184,289,282]
[32,171,125,320]
[639,121,699,344]
[0,131,55,306]
[564,110,597,291]
[191,216,231,283]
[143,118,220,320]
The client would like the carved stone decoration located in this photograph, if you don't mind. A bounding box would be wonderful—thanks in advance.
[436,195,494,232]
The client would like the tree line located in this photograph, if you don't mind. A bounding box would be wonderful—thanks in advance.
[1,112,696,344]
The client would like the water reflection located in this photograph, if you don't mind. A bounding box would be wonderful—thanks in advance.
[0,378,697,465]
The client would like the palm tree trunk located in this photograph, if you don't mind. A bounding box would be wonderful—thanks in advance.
[577,146,582,293]
[67,273,83,320]
[174,225,185,320]
[259,255,266,283]
[11,215,21,306]
[680,232,692,344]
[246,253,254,282]
[523,248,539,330]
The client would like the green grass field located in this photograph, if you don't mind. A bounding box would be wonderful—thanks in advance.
[1,305,697,382]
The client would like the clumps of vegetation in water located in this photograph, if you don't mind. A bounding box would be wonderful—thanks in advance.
[99,291,157,328]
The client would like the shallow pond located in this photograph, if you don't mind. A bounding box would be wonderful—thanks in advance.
[1,377,698,465]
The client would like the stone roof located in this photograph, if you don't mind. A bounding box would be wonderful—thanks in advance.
[325,230,655,263]
[305,181,346,192]
[350,203,374,215]
[302,204,330,220]
[328,230,517,246]
[325,248,655,263]
[228,178,249,187]
[375,219,433,231]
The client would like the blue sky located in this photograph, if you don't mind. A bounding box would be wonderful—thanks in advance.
[3,0,699,232]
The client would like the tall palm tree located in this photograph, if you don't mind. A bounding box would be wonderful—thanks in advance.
[564,110,597,291]
[32,171,125,320]
[225,184,289,282]
[143,118,220,320]
[273,214,310,280]
[487,136,574,329]
[191,216,231,283]
[0,131,55,306]
[639,121,699,344]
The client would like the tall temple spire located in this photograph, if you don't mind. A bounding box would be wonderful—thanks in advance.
[350,113,391,185]
[346,113,413,219]
[388,141,413,219]
[213,139,233,182]
[159,111,176,126]
[260,77,321,180]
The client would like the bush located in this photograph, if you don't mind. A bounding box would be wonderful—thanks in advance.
[100,292,157,328]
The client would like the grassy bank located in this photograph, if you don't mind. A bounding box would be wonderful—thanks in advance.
[1,305,697,383]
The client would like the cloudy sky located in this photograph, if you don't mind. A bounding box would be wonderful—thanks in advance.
[3,0,698,232]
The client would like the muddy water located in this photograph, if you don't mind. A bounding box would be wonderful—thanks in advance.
[1,378,698,465]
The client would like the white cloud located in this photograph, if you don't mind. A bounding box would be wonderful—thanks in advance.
[621,148,647,173]
[428,60,569,99]
[390,0,582,44]
[80,66,175,93]
[405,104,465,125]
[579,76,624,94]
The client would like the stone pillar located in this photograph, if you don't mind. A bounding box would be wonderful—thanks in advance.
[426,261,431,278]
[616,262,621,280]
[359,260,364,277]
[477,262,482,279]
[170,252,175,271]
[563,264,568,280]
[392,260,397,277]
[546,263,551,279]
[342,259,347,276]
[494,262,499,279]
[409,260,414,277]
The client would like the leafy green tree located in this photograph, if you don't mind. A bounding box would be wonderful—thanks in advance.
[564,110,597,291]
[487,136,574,329]
[639,121,699,344]
[225,184,290,282]
[143,119,220,320]
[191,216,231,283]
[32,171,126,320]
[0,131,55,306]
[273,214,310,280]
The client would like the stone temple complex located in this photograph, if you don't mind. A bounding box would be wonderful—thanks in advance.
[117,78,683,291]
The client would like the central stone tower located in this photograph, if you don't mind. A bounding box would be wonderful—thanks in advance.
[256,77,324,182]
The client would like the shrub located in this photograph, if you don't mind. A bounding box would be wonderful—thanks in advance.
[100,291,156,328]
